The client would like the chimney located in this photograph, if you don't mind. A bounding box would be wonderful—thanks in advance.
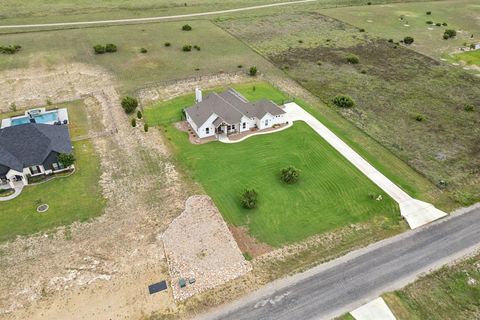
[195,87,202,103]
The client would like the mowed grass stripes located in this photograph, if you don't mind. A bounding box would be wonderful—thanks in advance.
[164,121,400,246]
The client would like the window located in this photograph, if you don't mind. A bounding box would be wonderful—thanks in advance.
[227,125,231,130]
[242,122,246,129]
[206,127,210,134]
[265,119,269,126]
[232,125,235,129]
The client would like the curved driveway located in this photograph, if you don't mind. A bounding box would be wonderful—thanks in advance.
[0,0,318,29]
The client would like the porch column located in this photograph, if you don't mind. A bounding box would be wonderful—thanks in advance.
[8,180,14,189]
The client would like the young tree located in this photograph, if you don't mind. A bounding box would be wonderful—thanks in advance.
[280,166,300,184]
[121,96,138,114]
[249,66,258,76]
[131,118,137,127]
[241,189,258,209]
[144,123,149,132]
[443,29,457,39]
[346,54,360,64]
[57,153,76,167]
[332,95,355,108]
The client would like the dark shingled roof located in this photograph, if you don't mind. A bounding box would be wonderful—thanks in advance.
[0,123,72,172]
[185,88,285,128]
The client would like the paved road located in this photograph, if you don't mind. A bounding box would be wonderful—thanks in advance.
[0,0,318,29]
[201,205,480,320]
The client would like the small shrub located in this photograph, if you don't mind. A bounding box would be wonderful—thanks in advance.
[360,69,367,74]
[93,44,106,54]
[280,166,300,184]
[426,21,433,25]
[359,28,365,32]
[105,43,117,52]
[9,102,16,112]
[403,36,414,45]
[442,22,447,26]
[193,45,201,51]
[252,85,256,91]
[0,44,21,54]
[298,39,303,43]
[414,114,425,122]
[237,64,243,68]
[367,2,372,5]
[444,29,456,39]
[443,33,450,40]
[182,45,192,52]
[242,252,253,261]
[249,66,258,76]
[137,110,143,119]
[131,118,136,127]
[140,48,148,53]
[332,95,355,108]
[464,104,474,112]
[426,11,431,15]
[241,189,257,209]
[57,153,76,167]
[121,96,138,114]
[144,123,149,132]
[435,22,441,26]
[182,24,192,31]
[388,38,394,43]
[164,42,171,47]
[346,54,360,64]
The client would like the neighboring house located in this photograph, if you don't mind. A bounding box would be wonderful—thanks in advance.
[0,123,73,188]
[184,88,286,139]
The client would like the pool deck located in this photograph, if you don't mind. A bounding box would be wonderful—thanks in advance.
[1,108,69,129]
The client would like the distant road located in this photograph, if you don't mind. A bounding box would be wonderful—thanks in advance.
[0,0,318,29]
[200,205,480,320]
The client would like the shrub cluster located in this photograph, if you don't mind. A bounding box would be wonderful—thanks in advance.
[121,96,138,114]
[332,95,355,108]
[57,153,76,167]
[241,189,257,209]
[280,166,300,184]
[346,54,360,64]
[464,104,474,112]
[0,45,21,54]
[249,66,258,76]
[182,45,192,52]
[403,36,414,45]
[443,29,456,39]
[193,45,201,51]
[93,43,117,54]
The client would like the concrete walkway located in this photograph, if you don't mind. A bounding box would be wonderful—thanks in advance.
[218,122,293,144]
[0,183,24,201]
[350,298,396,320]
[284,102,447,229]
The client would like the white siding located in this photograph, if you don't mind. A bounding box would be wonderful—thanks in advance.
[197,113,218,138]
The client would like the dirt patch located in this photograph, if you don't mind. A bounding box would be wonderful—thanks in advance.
[229,226,272,258]
[162,195,251,301]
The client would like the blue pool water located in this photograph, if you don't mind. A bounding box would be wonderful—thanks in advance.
[10,111,59,126]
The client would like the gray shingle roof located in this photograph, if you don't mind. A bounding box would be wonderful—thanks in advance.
[0,123,72,172]
[184,88,285,128]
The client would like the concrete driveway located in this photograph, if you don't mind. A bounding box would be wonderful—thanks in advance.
[283,102,446,229]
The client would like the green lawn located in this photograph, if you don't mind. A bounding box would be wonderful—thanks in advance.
[383,254,480,320]
[452,50,480,66]
[148,82,401,246]
[0,140,105,242]
[0,20,272,93]
[144,82,290,126]
[165,122,400,246]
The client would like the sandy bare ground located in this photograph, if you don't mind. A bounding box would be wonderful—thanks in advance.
[0,64,187,320]
[162,195,251,301]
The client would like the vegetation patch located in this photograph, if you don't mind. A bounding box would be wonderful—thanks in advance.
[0,44,21,54]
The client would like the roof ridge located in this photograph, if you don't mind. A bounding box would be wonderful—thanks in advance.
[216,92,246,119]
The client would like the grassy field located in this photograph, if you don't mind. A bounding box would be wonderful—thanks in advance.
[218,12,480,206]
[383,254,480,319]
[453,50,480,66]
[320,0,480,60]
[0,20,271,92]
[147,82,404,246]
[0,0,433,26]
[0,101,104,242]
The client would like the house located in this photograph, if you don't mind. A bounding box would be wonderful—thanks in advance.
[184,88,286,139]
[0,123,73,188]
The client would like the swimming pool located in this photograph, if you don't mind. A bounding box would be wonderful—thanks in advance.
[10,110,60,126]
